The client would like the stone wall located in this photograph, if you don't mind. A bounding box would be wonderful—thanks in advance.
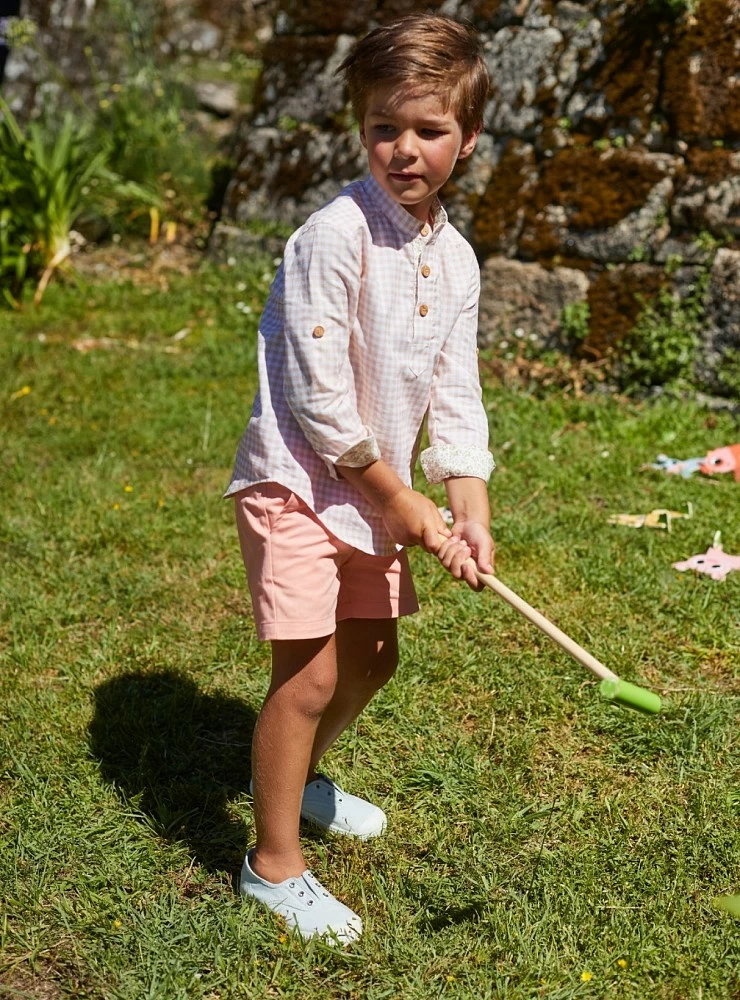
[1,0,274,118]
[218,0,740,395]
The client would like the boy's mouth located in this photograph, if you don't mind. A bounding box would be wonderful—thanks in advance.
[389,172,422,182]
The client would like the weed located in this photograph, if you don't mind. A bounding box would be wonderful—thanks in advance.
[0,100,154,305]
[560,300,590,348]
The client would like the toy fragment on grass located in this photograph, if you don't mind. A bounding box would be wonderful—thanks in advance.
[672,532,740,581]
[641,453,704,478]
[699,444,740,482]
[608,503,692,532]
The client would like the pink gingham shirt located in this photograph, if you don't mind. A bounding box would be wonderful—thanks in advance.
[225,174,495,555]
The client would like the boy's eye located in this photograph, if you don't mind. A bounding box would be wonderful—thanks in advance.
[374,124,395,135]
[421,129,444,138]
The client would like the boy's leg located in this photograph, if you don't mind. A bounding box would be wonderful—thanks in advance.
[307,618,398,777]
[251,632,339,884]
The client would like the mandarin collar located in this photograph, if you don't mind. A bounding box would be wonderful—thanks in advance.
[363,174,447,241]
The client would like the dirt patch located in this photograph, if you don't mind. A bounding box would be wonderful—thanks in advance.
[0,963,63,1000]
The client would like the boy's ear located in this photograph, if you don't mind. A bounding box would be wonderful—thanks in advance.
[359,126,367,149]
[458,128,480,161]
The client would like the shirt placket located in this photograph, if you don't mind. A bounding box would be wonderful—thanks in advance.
[414,225,437,344]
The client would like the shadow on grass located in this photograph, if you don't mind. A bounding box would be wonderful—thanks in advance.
[88,670,257,873]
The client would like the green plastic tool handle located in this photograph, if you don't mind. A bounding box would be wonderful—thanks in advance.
[599,679,662,715]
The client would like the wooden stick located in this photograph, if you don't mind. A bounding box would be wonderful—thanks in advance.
[471,566,619,683]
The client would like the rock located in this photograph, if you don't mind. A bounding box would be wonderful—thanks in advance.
[698,248,740,394]
[478,257,589,345]
[252,33,354,128]
[224,126,364,227]
[483,25,564,136]
[167,19,223,54]
[518,149,679,263]
[662,0,740,142]
[441,132,501,239]
[472,140,538,256]
[672,153,740,238]
[193,80,240,117]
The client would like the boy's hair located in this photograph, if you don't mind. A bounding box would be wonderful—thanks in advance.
[338,14,489,137]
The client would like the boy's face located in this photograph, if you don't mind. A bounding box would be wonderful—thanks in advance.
[360,86,478,223]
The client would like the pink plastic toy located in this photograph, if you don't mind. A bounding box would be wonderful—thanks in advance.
[699,444,740,482]
[672,532,740,581]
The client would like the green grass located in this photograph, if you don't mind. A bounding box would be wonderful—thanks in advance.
[1,252,739,999]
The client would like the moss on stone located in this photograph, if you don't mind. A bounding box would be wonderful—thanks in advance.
[252,34,342,120]
[591,5,664,136]
[663,0,740,140]
[472,140,537,255]
[584,264,668,357]
[517,148,669,261]
[685,148,738,183]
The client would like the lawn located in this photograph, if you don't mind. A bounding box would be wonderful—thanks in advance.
[1,248,738,999]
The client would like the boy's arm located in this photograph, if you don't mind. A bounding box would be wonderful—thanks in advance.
[337,458,451,553]
[420,255,496,588]
[281,222,380,478]
[419,260,494,487]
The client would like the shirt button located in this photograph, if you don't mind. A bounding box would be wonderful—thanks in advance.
[419,304,429,317]
[421,225,430,237]
[421,264,431,278]
[312,325,325,338]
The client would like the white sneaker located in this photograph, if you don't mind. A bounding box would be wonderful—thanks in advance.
[248,774,387,839]
[240,851,362,943]
[301,774,387,839]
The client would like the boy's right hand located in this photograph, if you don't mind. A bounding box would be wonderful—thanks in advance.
[379,486,451,552]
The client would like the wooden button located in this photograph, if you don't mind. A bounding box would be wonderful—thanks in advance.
[421,225,430,237]
[312,325,325,338]
[419,304,429,317]
[421,264,431,278]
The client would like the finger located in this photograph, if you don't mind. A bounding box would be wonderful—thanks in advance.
[423,524,448,553]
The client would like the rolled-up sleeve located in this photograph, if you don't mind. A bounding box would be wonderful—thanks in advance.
[420,262,495,484]
[282,222,380,478]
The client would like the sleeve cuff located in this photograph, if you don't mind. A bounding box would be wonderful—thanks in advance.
[420,444,495,484]
[329,435,381,479]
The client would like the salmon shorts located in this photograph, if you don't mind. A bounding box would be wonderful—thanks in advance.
[233,482,419,641]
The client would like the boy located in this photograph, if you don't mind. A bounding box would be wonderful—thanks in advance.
[225,14,495,942]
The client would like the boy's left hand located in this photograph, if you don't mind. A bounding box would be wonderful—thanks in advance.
[436,521,495,591]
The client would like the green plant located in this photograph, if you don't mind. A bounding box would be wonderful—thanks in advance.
[560,300,591,347]
[616,282,706,390]
[0,100,155,305]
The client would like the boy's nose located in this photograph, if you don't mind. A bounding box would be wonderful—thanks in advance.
[394,130,418,159]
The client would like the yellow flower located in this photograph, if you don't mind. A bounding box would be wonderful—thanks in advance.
[617,959,627,969]
[124,484,133,493]
[446,975,456,982]
[580,971,593,982]
[99,98,111,109]
[112,919,122,929]
[157,498,165,508]
[11,385,31,400]
[278,934,287,943]
[111,83,122,92]
[40,407,48,415]
[112,503,121,510]
[48,416,57,426]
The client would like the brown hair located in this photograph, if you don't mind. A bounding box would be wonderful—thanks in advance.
[338,14,490,137]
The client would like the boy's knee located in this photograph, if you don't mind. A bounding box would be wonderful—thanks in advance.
[296,660,338,718]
